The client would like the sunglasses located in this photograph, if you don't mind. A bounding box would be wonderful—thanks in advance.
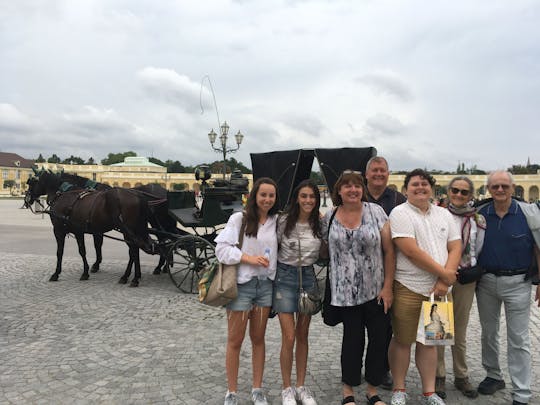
[342,170,362,175]
[489,184,511,190]
[449,187,470,196]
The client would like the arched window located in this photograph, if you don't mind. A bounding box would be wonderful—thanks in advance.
[515,185,524,199]
[529,186,539,202]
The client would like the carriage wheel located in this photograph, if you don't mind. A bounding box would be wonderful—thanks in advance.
[166,235,216,293]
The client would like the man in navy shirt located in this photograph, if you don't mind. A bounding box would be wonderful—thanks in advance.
[365,156,406,390]
[365,156,407,216]
[476,170,540,405]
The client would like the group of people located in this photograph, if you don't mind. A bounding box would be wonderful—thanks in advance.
[214,156,540,405]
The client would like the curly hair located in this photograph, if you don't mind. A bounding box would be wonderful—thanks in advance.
[404,168,436,189]
[244,177,279,237]
[283,179,322,238]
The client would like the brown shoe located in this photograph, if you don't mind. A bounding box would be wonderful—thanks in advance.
[435,376,446,399]
[454,377,479,398]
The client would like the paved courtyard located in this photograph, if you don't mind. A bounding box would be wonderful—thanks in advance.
[1,199,539,404]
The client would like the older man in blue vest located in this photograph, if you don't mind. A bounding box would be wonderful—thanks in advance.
[476,170,540,405]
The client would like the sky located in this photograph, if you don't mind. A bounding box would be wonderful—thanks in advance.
[1,0,539,172]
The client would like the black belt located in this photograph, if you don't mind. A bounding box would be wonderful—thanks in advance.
[485,268,528,277]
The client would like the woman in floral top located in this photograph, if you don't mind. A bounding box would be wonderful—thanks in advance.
[323,171,395,405]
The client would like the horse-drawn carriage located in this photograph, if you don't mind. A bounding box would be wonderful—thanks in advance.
[25,147,376,292]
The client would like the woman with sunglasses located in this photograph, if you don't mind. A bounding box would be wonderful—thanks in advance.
[273,179,321,405]
[323,170,395,405]
[434,176,485,399]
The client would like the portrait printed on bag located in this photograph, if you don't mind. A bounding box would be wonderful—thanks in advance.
[423,302,454,341]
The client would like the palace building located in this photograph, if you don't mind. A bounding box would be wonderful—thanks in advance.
[2,153,539,202]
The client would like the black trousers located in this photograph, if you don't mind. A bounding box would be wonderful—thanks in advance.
[340,298,391,387]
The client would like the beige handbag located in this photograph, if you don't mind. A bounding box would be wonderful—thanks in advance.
[200,217,246,307]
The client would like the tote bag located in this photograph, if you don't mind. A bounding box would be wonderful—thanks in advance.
[416,293,455,346]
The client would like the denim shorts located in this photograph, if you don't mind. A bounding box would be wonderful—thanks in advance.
[272,262,318,313]
[226,277,273,312]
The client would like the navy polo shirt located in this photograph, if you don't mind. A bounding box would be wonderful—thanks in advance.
[478,199,534,271]
[366,187,406,215]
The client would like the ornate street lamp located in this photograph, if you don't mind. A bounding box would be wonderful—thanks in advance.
[208,121,244,179]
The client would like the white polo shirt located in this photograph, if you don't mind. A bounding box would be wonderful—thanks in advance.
[390,201,461,296]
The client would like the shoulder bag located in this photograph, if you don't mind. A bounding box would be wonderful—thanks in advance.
[321,208,343,326]
[297,230,322,315]
[199,216,246,307]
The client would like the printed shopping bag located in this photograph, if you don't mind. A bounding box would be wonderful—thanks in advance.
[416,293,455,346]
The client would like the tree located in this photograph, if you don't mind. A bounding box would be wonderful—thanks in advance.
[61,155,85,165]
[149,157,166,167]
[227,157,252,174]
[87,157,96,165]
[3,179,15,192]
[310,171,324,185]
[508,164,539,174]
[101,151,137,165]
[166,160,186,173]
[47,154,61,163]
[36,154,46,163]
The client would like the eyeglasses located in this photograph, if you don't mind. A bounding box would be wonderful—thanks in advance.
[449,187,470,196]
[489,184,511,190]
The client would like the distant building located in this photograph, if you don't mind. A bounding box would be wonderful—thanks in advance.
[4,151,539,202]
[0,152,34,195]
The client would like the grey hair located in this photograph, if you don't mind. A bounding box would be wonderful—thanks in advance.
[448,176,475,195]
[366,156,389,171]
[486,170,514,186]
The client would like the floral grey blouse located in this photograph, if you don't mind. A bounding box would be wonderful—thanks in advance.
[322,202,388,307]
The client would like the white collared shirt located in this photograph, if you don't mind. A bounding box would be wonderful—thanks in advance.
[390,201,461,296]
[215,212,278,284]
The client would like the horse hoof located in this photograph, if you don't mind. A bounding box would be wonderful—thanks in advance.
[49,275,59,282]
[90,267,99,273]
[118,277,128,284]
[80,274,89,281]
[129,281,139,287]
[152,268,161,275]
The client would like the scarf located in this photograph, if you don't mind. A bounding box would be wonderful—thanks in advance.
[447,203,477,268]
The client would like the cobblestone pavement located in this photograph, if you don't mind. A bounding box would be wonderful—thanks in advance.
[1,200,539,404]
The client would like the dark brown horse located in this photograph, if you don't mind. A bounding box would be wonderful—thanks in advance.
[25,171,155,286]
[57,173,187,277]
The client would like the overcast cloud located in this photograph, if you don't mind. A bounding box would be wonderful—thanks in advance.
[1,0,539,171]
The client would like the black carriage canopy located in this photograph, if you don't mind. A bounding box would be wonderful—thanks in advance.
[250,147,377,210]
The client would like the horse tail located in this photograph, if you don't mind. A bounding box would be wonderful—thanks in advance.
[107,188,155,255]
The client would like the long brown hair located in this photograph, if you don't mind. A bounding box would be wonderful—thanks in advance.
[283,179,322,238]
[245,177,279,237]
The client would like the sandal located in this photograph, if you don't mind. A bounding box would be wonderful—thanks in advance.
[342,395,356,405]
[366,394,385,405]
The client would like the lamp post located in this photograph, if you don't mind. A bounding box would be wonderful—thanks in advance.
[208,121,244,179]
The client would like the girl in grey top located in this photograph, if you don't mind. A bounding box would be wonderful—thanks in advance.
[273,180,322,405]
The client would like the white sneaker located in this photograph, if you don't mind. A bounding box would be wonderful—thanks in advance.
[421,393,445,405]
[224,391,239,405]
[252,388,269,405]
[296,386,317,405]
[281,386,297,405]
[391,391,408,405]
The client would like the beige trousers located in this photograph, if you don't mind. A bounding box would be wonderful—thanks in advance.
[436,281,477,379]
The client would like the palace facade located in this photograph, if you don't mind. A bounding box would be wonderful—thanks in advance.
[2,153,539,202]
